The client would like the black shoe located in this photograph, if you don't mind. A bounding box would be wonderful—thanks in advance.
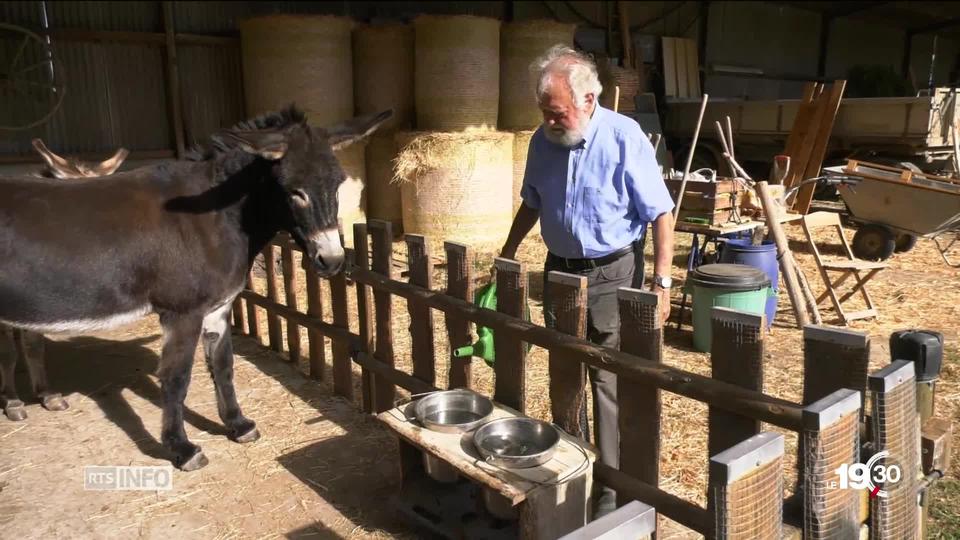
[593,488,617,520]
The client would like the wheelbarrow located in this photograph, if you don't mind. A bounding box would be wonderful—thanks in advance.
[819,160,960,267]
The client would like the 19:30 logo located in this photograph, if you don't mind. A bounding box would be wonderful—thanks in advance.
[834,450,902,498]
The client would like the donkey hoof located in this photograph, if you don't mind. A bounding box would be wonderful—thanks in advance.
[42,395,69,412]
[4,400,27,422]
[177,449,209,472]
[233,426,261,444]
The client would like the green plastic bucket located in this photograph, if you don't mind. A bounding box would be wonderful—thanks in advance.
[686,263,772,352]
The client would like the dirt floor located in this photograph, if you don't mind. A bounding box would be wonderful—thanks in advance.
[0,210,957,539]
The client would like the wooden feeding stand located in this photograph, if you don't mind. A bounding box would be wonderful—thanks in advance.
[377,400,598,539]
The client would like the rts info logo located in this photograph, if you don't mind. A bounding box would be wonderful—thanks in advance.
[833,451,902,498]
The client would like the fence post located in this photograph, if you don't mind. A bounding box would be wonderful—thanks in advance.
[354,223,374,412]
[231,296,244,331]
[617,288,663,514]
[494,257,528,413]
[708,307,765,458]
[802,388,863,539]
[444,242,474,389]
[329,238,352,401]
[544,271,587,438]
[369,220,396,412]
[406,235,436,386]
[708,432,785,539]
[262,244,283,352]
[868,361,921,540]
[281,244,301,365]
[304,254,326,380]
[803,325,870,414]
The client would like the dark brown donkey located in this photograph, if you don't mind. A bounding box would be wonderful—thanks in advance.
[1,138,130,421]
[0,106,391,470]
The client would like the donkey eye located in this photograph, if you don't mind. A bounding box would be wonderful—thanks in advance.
[290,189,310,207]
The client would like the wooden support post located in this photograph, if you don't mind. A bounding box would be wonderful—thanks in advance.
[802,326,870,412]
[231,296,244,331]
[444,242,474,389]
[406,235,436,386]
[161,1,185,158]
[757,180,810,328]
[802,389,862,539]
[281,245,300,364]
[354,223,374,413]
[304,258,326,380]
[544,271,588,438]
[708,308,765,459]
[330,243,352,401]
[262,245,283,352]
[617,288,663,514]
[494,257,528,413]
[708,432,785,539]
[370,220,396,413]
[245,270,259,339]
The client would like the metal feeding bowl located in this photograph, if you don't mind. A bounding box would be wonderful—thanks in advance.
[413,389,494,434]
[473,417,560,469]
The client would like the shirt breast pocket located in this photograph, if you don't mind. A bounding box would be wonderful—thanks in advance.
[585,186,628,225]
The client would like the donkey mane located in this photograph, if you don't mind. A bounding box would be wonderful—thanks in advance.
[185,104,307,163]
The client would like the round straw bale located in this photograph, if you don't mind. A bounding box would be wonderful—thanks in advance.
[240,15,354,126]
[365,134,403,233]
[414,15,501,131]
[394,131,514,251]
[335,142,366,248]
[512,130,539,235]
[353,23,414,131]
[598,58,641,113]
[499,20,576,130]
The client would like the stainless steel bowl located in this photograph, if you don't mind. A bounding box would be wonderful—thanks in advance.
[413,389,494,434]
[473,417,560,469]
[423,452,459,483]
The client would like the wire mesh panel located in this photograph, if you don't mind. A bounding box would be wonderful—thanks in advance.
[869,360,921,540]
[709,308,764,458]
[803,388,862,539]
[709,432,784,539]
[803,326,870,413]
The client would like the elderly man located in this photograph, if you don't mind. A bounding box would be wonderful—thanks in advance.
[499,45,675,517]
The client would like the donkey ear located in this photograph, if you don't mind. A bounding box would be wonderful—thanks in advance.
[219,130,288,160]
[92,148,130,176]
[32,138,82,178]
[324,110,393,151]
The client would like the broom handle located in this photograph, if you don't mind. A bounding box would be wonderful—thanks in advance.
[672,93,709,224]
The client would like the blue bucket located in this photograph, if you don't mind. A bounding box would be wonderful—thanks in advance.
[719,237,779,327]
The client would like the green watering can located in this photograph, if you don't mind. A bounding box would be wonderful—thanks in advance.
[453,283,531,368]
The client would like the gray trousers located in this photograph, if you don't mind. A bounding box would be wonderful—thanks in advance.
[543,238,645,476]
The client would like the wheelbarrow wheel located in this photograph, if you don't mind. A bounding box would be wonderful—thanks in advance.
[852,224,896,261]
[894,233,918,253]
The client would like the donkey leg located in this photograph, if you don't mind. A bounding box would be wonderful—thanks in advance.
[158,313,207,471]
[16,330,68,411]
[1,327,27,421]
[202,300,259,444]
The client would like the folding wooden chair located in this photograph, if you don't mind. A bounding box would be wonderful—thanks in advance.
[800,212,888,324]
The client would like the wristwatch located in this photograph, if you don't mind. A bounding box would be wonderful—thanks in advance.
[654,275,673,289]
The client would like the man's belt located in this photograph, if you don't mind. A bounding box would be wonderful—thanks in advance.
[547,244,635,271]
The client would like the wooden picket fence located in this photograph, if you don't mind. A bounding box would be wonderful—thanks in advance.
[230,219,924,539]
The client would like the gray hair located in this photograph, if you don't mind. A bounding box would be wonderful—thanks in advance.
[532,45,603,108]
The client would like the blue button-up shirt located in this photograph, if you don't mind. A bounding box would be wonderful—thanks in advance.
[519,105,675,259]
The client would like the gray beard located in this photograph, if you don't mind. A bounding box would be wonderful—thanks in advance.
[543,126,585,147]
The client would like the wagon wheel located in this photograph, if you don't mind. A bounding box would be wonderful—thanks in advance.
[0,23,65,131]
[852,224,896,261]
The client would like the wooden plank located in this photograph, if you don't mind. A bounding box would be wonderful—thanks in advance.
[406,235,436,386]
[354,224,374,413]
[281,246,300,364]
[262,245,283,352]
[544,272,588,438]
[662,37,678,97]
[785,84,830,191]
[304,261,326,380]
[238,290,358,346]
[783,83,822,186]
[161,2,185,158]
[370,220,396,413]
[349,266,805,431]
[493,257,528,412]
[444,242,474,389]
[616,288,663,516]
[245,270,259,339]
[231,297,244,330]
[794,80,847,214]
[36,28,238,47]
[708,308,765,458]
[330,244,352,401]
[684,38,700,97]
[675,38,689,99]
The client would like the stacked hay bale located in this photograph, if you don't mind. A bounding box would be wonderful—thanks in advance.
[354,23,414,234]
[598,58,642,114]
[391,15,514,252]
[240,15,367,247]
